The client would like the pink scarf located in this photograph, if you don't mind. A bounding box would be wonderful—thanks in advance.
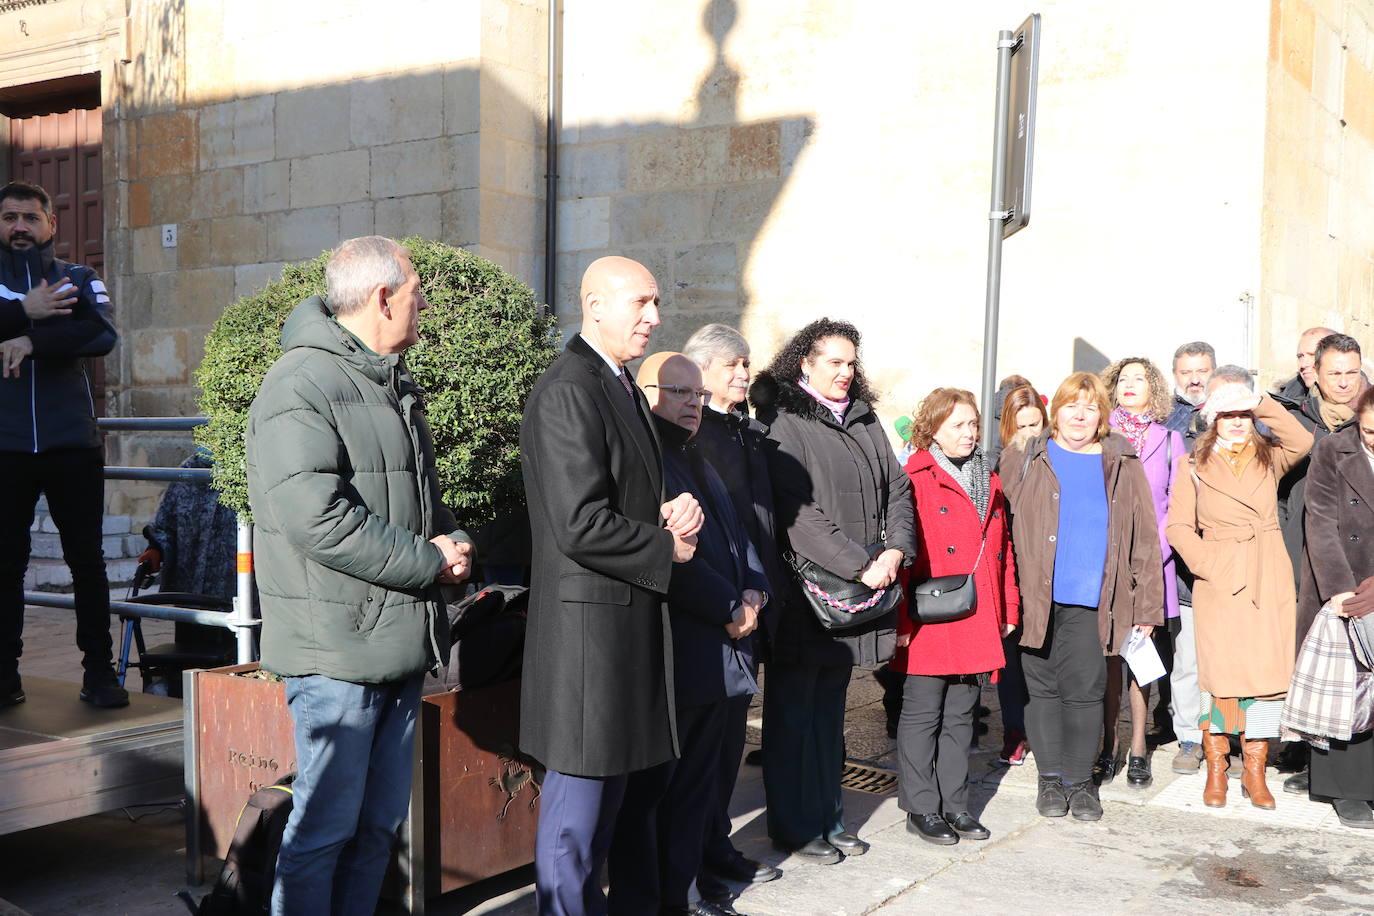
[798,377,850,423]
[1110,406,1152,457]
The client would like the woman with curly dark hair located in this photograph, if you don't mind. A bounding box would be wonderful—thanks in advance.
[749,318,915,863]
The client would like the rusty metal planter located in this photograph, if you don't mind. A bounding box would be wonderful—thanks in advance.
[184,664,537,912]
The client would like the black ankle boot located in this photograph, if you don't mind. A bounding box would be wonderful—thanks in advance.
[1066,780,1103,821]
[1036,775,1068,817]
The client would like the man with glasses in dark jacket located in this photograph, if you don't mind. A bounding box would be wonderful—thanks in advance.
[609,351,768,916]
[0,180,123,709]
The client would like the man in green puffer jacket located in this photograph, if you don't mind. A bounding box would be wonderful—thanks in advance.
[246,236,473,916]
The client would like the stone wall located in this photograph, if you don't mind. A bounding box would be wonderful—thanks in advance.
[1259,0,1374,387]
[3,0,1373,528]
[556,0,1277,414]
[2,0,548,520]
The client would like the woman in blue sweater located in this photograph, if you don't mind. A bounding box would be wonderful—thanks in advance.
[1000,373,1165,822]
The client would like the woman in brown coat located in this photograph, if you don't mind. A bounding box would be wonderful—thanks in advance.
[1001,373,1164,822]
[1166,386,1314,809]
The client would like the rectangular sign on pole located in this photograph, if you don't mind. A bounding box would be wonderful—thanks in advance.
[1001,13,1040,239]
[979,13,1041,451]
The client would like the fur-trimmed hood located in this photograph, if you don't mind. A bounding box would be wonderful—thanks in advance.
[749,371,871,427]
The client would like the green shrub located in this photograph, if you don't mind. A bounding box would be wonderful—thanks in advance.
[195,238,559,529]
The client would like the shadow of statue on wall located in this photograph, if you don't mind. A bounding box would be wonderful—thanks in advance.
[558,0,814,354]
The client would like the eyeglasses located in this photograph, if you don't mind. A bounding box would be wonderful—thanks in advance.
[644,384,711,404]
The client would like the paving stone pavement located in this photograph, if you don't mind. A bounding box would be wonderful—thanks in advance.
[4,637,1373,914]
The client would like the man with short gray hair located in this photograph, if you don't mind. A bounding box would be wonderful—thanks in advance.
[1209,364,1254,390]
[248,235,474,915]
[682,323,785,899]
[1165,341,1216,439]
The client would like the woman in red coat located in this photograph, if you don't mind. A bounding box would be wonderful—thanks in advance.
[895,388,1020,845]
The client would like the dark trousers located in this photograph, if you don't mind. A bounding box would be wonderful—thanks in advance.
[701,692,751,873]
[1311,730,1374,802]
[762,662,850,847]
[535,770,629,916]
[1020,603,1107,784]
[896,674,979,814]
[996,633,1027,734]
[609,700,729,913]
[0,447,112,676]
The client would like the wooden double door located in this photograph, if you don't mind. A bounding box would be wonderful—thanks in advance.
[7,105,106,416]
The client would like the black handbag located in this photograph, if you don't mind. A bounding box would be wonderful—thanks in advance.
[788,543,903,632]
[789,423,902,633]
[909,540,985,625]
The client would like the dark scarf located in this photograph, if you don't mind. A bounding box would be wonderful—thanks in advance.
[930,442,991,522]
[1111,406,1152,457]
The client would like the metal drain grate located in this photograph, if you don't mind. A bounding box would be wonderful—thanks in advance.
[840,761,898,795]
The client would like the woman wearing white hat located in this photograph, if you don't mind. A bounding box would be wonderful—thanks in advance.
[1165,386,1314,809]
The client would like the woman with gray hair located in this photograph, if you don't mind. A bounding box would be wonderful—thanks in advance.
[1096,357,1185,788]
[681,323,787,895]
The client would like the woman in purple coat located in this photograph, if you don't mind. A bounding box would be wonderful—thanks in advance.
[1098,358,1184,787]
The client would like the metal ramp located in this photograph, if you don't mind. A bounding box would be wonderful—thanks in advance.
[0,677,182,835]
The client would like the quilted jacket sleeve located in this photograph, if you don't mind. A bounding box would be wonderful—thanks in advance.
[248,371,446,590]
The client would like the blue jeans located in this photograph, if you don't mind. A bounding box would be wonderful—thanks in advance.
[270,673,422,916]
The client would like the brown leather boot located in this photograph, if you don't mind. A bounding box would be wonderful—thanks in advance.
[1240,736,1275,809]
[1201,725,1229,808]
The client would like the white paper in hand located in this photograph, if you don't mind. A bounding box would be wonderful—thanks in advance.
[1122,629,1166,686]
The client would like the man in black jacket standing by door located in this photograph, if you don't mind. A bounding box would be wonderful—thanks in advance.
[0,180,124,708]
[520,256,703,916]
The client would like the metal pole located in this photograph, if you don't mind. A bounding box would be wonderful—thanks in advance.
[24,591,239,628]
[234,520,257,664]
[104,466,212,483]
[543,0,561,314]
[97,416,207,431]
[979,30,1016,453]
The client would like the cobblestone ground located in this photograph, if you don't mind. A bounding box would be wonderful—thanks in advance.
[3,622,1372,915]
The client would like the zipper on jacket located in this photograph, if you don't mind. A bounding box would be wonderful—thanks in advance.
[394,363,446,672]
[25,263,37,453]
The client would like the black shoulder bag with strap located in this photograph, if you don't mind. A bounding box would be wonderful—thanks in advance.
[909,537,984,625]
[786,418,902,632]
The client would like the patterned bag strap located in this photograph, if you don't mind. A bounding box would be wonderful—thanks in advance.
[801,578,890,613]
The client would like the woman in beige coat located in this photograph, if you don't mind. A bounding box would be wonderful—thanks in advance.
[1166,386,1314,809]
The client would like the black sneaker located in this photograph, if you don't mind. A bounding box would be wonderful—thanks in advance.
[0,673,23,707]
[1126,755,1153,787]
[1036,775,1068,817]
[1066,780,1103,821]
[80,667,130,708]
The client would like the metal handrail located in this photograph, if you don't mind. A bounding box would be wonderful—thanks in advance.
[26,415,257,664]
[21,592,251,630]
[98,416,207,431]
[105,467,212,483]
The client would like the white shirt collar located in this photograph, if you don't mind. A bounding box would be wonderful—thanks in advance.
[707,402,731,415]
[579,334,623,376]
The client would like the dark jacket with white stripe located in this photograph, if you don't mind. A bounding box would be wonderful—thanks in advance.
[0,238,116,453]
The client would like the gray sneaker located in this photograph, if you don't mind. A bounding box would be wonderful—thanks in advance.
[1036,775,1068,817]
[1171,741,1203,774]
[1066,780,1103,821]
